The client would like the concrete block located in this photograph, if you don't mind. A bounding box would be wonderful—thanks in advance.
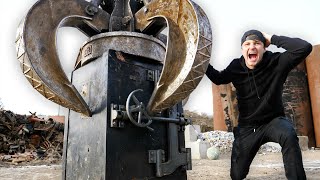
[184,125,201,142]
[185,140,210,159]
[298,136,309,151]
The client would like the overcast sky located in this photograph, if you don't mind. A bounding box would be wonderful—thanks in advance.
[0,0,319,116]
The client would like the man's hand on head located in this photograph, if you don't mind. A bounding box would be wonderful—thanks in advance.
[261,32,272,47]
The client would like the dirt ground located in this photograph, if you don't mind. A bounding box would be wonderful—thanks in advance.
[0,150,319,180]
[188,150,320,180]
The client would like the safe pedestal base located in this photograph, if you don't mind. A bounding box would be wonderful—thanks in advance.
[62,50,189,180]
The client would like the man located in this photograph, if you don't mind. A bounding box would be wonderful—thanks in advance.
[206,30,312,180]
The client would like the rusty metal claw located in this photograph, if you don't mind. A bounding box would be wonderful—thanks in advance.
[15,0,110,116]
[135,0,212,113]
[17,0,211,116]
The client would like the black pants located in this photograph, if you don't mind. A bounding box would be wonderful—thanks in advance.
[230,116,306,180]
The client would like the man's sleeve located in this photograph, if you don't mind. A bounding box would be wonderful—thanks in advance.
[205,64,232,85]
[271,35,312,71]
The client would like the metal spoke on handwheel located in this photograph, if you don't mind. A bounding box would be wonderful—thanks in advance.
[142,109,152,121]
[130,106,140,113]
[138,111,142,124]
[132,95,140,105]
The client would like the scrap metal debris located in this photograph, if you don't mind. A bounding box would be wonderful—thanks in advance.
[0,110,64,165]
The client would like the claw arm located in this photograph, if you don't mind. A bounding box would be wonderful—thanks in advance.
[135,0,213,113]
[16,0,110,116]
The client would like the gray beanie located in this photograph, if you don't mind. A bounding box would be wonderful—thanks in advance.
[241,30,266,46]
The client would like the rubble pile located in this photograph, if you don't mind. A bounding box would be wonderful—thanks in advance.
[200,131,234,153]
[0,110,64,165]
[200,131,282,154]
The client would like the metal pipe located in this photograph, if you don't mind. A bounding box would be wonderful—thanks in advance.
[151,117,190,125]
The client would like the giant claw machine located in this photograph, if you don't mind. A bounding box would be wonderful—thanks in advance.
[16,0,212,179]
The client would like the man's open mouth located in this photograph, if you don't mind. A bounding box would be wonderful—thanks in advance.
[249,53,257,60]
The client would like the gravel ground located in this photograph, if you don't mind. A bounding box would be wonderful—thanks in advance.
[0,150,319,180]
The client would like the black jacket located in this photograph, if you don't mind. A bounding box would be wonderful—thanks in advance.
[206,35,312,126]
